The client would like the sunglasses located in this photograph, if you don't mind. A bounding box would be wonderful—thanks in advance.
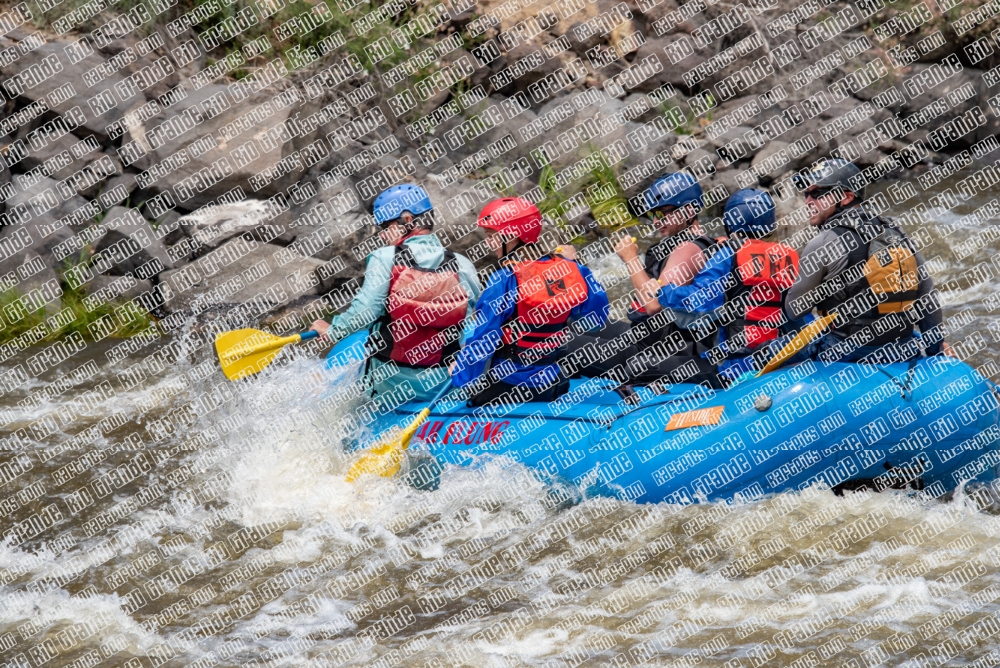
[377,212,415,228]
[804,188,836,201]
[650,207,678,221]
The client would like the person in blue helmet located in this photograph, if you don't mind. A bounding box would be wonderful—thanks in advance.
[603,171,728,386]
[311,184,482,400]
[709,189,801,383]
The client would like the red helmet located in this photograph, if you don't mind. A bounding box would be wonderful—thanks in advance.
[477,197,541,244]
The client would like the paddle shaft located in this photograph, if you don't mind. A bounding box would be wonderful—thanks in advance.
[405,383,452,442]
[756,313,837,377]
[344,381,453,481]
[408,382,453,432]
[222,329,319,361]
[410,379,451,422]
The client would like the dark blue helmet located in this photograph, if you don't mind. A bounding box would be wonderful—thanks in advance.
[373,184,433,224]
[643,172,703,213]
[792,158,864,199]
[724,188,775,238]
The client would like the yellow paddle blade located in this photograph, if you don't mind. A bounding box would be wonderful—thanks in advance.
[757,313,838,377]
[215,329,300,380]
[346,408,431,481]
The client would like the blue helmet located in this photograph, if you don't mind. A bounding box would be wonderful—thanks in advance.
[373,184,433,224]
[724,188,776,238]
[643,172,703,213]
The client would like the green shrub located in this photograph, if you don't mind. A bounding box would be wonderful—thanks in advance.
[0,252,155,344]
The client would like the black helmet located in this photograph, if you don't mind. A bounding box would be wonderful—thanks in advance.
[792,158,864,200]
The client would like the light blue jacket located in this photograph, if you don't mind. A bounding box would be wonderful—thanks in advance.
[329,233,482,401]
[328,233,482,339]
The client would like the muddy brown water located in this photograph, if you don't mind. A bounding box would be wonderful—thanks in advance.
[2,172,1000,667]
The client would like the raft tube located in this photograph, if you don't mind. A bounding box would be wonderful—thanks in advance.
[328,331,1000,503]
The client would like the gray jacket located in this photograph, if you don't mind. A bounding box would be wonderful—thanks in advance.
[784,207,943,354]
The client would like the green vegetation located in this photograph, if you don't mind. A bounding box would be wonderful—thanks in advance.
[29,0,461,117]
[534,146,638,242]
[0,254,154,344]
[0,282,153,344]
[56,276,155,341]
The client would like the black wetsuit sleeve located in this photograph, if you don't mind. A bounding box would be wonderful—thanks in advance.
[914,249,944,356]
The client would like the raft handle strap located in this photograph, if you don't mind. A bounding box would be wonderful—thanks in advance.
[876,359,917,400]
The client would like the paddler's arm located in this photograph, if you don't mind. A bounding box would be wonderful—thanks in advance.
[659,241,707,287]
[784,229,845,321]
[912,249,945,356]
[455,254,483,311]
[656,245,734,313]
[570,264,611,330]
[310,247,393,340]
[451,269,517,388]
[614,235,662,314]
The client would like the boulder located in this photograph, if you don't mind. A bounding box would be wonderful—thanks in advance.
[158,237,325,315]
[773,181,809,245]
[704,125,756,151]
[0,36,146,142]
[631,37,707,94]
[81,274,154,303]
[103,173,139,199]
[0,251,62,317]
[177,200,291,250]
[91,206,173,277]
[750,140,792,180]
[18,132,96,181]
[134,84,325,209]
[683,147,717,170]
[0,202,74,264]
[707,169,747,201]
[7,174,93,221]
[899,66,992,144]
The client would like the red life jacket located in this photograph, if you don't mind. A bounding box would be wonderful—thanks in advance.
[724,238,799,354]
[500,256,589,365]
[375,245,468,368]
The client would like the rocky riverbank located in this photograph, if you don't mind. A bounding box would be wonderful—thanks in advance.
[0,0,996,338]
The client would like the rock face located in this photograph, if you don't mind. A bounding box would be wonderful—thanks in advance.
[0,0,985,328]
[128,84,324,210]
[91,206,173,276]
[2,38,147,142]
[177,200,290,251]
[0,251,62,316]
[158,237,325,315]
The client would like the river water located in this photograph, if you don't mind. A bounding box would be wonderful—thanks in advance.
[3,169,1000,668]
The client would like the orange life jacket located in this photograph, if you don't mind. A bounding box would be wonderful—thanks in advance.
[500,256,589,365]
[724,238,799,354]
[375,245,468,368]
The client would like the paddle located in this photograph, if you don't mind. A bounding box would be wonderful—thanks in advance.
[756,313,838,377]
[215,328,320,380]
[346,381,452,481]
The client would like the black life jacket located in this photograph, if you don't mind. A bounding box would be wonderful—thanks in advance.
[722,237,799,357]
[629,231,719,354]
[816,207,921,346]
[496,256,589,367]
[373,244,468,368]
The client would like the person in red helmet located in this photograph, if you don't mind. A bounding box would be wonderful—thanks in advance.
[449,197,610,406]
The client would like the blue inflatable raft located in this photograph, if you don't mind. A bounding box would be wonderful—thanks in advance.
[328,331,1000,504]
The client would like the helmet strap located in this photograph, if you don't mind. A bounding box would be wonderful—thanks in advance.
[500,237,523,261]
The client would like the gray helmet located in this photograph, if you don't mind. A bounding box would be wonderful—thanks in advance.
[793,158,864,200]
